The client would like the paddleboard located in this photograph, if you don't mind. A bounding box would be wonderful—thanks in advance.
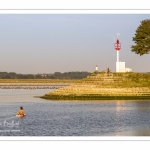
[16,114,26,118]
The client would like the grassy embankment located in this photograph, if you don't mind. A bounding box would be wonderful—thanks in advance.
[40,72,150,100]
[0,79,80,84]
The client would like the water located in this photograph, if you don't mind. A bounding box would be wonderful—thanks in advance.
[1,89,150,136]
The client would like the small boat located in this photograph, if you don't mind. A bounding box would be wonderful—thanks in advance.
[16,114,26,118]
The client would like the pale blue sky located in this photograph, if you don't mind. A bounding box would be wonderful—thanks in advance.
[0,14,150,74]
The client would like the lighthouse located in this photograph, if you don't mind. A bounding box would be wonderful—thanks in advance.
[95,65,98,72]
[113,33,132,72]
[114,33,121,72]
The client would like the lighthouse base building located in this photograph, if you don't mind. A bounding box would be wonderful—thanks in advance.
[116,62,132,72]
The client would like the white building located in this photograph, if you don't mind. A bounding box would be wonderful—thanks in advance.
[116,62,125,72]
[116,62,132,72]
[95,65,98,72]
[125,68,132,72]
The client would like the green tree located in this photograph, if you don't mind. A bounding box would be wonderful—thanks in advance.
[131,19,150,55]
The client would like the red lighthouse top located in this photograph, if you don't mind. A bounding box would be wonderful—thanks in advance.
[114,39,121,51]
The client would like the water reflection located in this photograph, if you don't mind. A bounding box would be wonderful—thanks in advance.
[111,100,150,136]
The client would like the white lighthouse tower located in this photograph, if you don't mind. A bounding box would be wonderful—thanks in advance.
[95,65,98,72]
[114,33,121,72]
[114,33,132,73]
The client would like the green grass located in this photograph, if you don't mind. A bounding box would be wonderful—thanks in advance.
[0,79,80,83]
[40,95,150,100]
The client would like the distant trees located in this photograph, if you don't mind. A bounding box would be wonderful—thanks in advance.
[0,71,91,79]
[49,72,91,79]
[131,19,150,55]
[0,72,17,79]
[53,72,62,78]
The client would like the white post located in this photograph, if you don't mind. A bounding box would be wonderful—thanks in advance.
[116,33,120,73]
[117,50,119,62]
[116,51,119,72]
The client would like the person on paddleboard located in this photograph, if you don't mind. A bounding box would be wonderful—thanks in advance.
[17,106,25,116]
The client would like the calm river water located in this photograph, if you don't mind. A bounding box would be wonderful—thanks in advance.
[1,89,150,136]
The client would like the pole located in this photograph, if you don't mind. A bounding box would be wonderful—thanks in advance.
[116,51,119,72]
[117,33,120,72]
[117,50,119,62]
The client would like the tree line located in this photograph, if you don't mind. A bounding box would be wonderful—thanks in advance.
[0,71,91,79]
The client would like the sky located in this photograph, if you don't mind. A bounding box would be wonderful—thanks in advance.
[0,14,150,74]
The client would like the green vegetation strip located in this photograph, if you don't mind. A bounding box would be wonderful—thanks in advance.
[40,95,150,100]
[0,79,80,84]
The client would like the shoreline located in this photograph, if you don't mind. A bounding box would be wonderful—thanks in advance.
[0,79,77,89]
[0,83,71,86]
[0,79,79,83]
[0,83,69,89]
[40,95,150,100]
